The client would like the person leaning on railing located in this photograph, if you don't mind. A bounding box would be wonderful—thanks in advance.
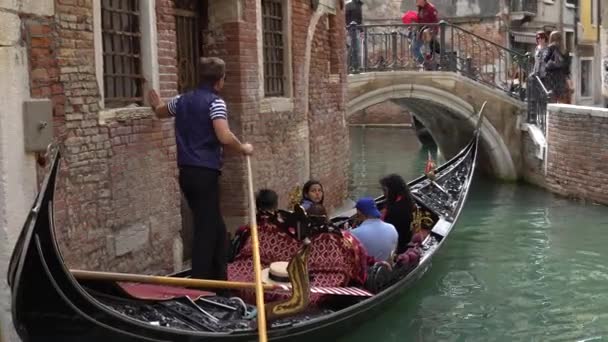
[544,31,573,104]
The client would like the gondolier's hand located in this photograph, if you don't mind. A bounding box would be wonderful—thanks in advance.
[240,143,253,156]
[148,89,164,109]
[148,89,171,118]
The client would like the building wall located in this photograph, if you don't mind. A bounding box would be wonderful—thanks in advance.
[602,0,608,104]
[0,1,55,341]
[400,0,501,18]
[3,0,348,277]
[0,1,347,336]
[524,104,608,205]
[578,0,599,43]
[189,0,349,219]
[361,0,502,23]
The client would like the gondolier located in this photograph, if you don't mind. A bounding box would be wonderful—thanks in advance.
[148,57,253,281]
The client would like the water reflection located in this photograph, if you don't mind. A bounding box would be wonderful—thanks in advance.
[348,126,442,200]
[343,127,608,341]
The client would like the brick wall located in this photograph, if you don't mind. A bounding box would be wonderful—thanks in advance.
[156,0,179,98]
[524,105,608,205]
[20,0,349,274]
[199,0,349,219]
[307,9,349,211]
[22,1,182,274]
[545,105,608,205]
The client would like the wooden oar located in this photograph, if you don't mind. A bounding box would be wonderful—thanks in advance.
[70,269,374,297]
[245,155,268,342]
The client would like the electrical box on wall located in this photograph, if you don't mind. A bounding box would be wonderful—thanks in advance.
[23,99,53,152]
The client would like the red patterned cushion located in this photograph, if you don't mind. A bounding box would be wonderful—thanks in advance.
[234,223,301,266]
[307,232,368,287]
[227,224,368,305]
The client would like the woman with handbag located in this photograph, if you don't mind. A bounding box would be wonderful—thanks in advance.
[544,31,573,104]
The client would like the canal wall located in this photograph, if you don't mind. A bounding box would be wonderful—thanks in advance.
[523,104,608,206]
[348,101,413,126]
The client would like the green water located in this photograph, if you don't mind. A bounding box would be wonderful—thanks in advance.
[343,126,608,342]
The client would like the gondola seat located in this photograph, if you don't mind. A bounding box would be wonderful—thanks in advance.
[227,223,368,305]
[228,222,300,283]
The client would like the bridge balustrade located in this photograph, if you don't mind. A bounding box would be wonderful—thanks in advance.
[346,21,530,101]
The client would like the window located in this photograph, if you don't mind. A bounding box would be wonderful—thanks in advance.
[565,0,577,7]
[262,0,285,97]
[175,0,203,93]
[565,31,574,53]
[580,59,592,98]
[101,0,144,108]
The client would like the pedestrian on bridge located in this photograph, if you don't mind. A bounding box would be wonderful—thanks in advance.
[413,0,439,66]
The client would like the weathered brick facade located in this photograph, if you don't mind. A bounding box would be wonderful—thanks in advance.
[20,0,348,274]
[523,105,608,205]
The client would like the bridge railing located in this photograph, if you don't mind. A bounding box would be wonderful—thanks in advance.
[526,75,552,134]
[347,21,530,100]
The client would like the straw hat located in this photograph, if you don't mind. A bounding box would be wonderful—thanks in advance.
[261,261,290,285]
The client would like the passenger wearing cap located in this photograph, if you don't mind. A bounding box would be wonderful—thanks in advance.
[350,197,398,263]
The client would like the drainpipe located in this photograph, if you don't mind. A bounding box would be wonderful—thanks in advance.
[558,0,563,32]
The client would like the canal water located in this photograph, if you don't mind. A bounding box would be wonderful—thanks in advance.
[342,126,608,342]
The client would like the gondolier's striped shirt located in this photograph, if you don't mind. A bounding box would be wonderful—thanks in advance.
[165,86,228,171]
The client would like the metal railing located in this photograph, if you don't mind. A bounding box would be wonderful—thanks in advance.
[346,21,530,99]
[510,0,538,14]
[526,75,552,133]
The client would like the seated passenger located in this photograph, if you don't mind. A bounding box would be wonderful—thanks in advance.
[379,174,416,254]
[350,197,398,263]
[255,188,279,224]
[395,215,432,267]
[306,203,328,218]
[300,180,324,211]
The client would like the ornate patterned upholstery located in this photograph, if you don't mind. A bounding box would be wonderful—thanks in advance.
[228,223,300,282]
[227,223,368,305]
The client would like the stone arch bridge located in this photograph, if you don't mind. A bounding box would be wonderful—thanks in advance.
[347,71,526,180]
[345,22,534,180]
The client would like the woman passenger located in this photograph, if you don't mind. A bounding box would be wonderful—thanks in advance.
[379,174,416,254]
[301,180,324,211]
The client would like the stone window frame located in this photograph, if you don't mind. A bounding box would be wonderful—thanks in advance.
[257,0,294,113]
[93,0,160,119]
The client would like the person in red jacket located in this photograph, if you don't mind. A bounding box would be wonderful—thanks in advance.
[416,0,439,33]
[412,0,440,66]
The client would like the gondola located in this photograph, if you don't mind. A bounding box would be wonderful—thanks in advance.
[8,109,483,341]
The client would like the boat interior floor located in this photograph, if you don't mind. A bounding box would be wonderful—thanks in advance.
[84,284,337,333]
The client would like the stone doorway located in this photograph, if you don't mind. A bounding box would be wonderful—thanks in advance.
[174,0,208,264]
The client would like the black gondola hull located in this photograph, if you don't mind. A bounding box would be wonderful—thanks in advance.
[8,128,480,341]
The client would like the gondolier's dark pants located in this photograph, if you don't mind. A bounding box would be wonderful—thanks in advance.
[179,166,228,281]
